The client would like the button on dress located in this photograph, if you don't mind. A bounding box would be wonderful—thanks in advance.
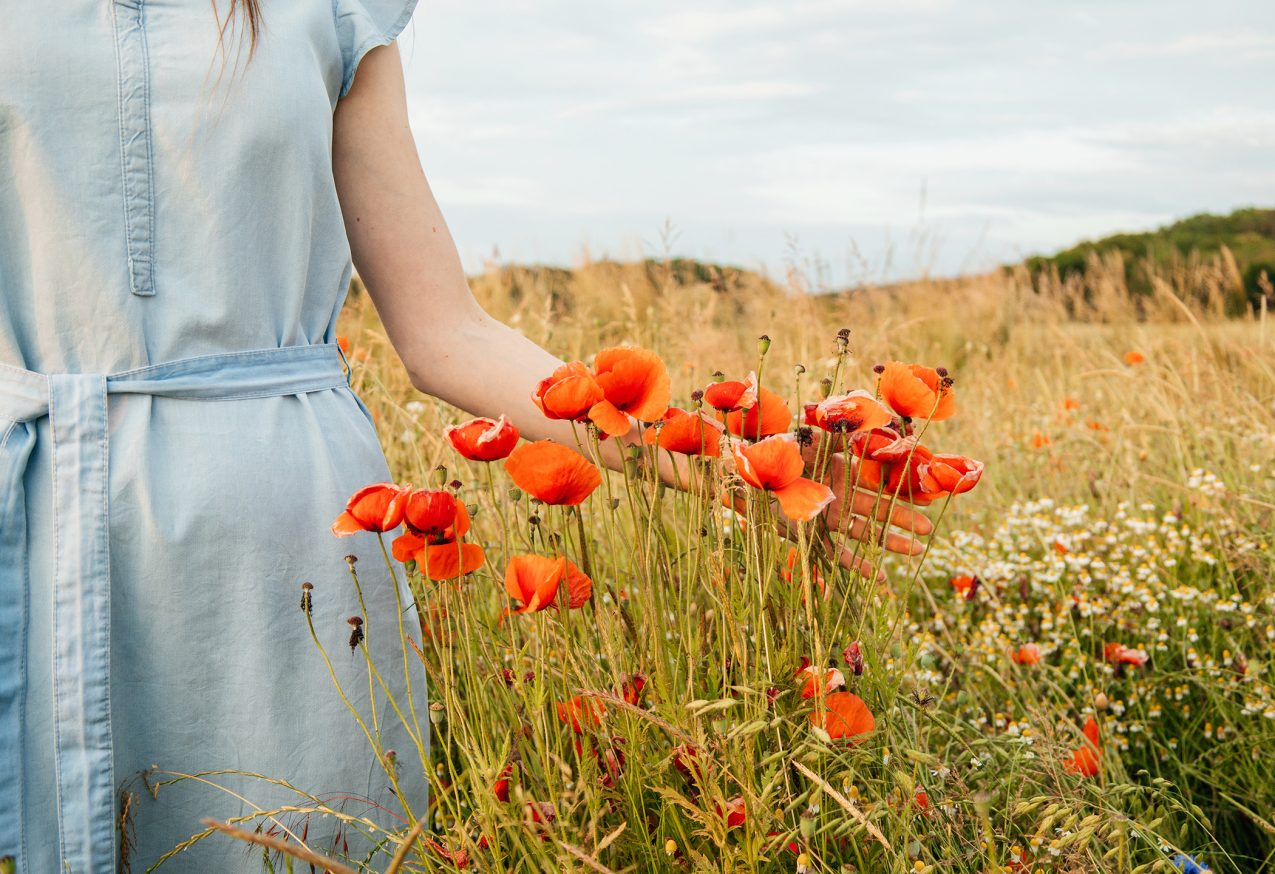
[0,1,428,871]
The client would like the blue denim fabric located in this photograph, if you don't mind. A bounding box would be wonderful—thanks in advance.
[0,1,424,871]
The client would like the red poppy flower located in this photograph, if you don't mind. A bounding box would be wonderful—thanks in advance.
[843,642,865,676]
[1011,643,1041,665]
[928,454,984,495]
[1124,351,1145,365]
[532,361,605,421]
[950,575,979,601]
[621,673,647,705]
[588,346,671,436]
[884,444,945,505]
[1064,715,1101,777]
[504,554,592,614]
[392,495,485,580]
[878,362,956,421]
[796,662,845,699]
[493,763,514,802]
[717,795,746,828]
[596,741,626,789]
[1104,642,1149,667]
[556,696,605,733]
[671,745,704,789]
[643,407,724,457]
[331,482,410,536]
[446,415,520,462]
[809,691,875,742]
[401,489,458,537]
[809,390,893,435]
[505,440,603,506]
[733,435,834,522]
[781,546,828,599]
[724,384,793,439]
[849,426,919,463]
[703,374,758,412]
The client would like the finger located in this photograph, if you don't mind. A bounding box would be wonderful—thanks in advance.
[838,516,924,557]
[836,546,884,582]
[845,488,934,535]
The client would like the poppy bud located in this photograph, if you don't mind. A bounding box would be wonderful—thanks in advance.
[466,503,480,518]
[664,839,678,856]
[1094,692,1110,711]
[757,335,771,356]
[872,364,885,374]
[819,378,833,399]
[347,616,364,651]
[300,581,314,615]
[429,702,446,726]
[799,808,817,838]
[609,498,621,511]
[711,371,725,383]
[508,487,523,502]
[431,465,448,487]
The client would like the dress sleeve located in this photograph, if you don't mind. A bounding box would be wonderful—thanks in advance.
[333,0,420,100]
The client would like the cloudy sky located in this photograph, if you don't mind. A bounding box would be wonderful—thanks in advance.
[394,1,1275,285]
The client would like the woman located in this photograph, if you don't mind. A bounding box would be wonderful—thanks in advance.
[0,1,930,871]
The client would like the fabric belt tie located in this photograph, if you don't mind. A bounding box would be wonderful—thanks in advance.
[0,343,350,874]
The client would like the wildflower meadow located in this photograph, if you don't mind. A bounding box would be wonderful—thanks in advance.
[171,252,1273,873]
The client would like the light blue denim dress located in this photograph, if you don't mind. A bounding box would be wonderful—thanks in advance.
[0,1,427,871]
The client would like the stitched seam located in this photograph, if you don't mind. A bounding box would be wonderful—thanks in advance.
[97,382,115,866]
[109,343,340,380]
[48,385,68,866]
[139,0,156,296]
[111,4,136,296]
[0,420,14,452]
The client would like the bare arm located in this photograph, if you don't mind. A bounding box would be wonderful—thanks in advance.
[330,42,930,562]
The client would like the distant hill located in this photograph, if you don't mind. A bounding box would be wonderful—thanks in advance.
[1024,207,1275,308]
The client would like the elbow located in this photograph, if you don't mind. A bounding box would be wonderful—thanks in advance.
[401,304,491,397]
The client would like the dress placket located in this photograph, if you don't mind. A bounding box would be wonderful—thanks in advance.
[111,0,157,298]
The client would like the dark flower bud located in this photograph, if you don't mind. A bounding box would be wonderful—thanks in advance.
[347,616,365,651]
[872,364,885,374]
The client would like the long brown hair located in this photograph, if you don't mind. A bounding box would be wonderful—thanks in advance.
[213,0,262,62]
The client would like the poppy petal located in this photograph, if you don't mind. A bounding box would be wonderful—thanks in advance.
[587,399,632,437]
[772,476,835,522]
[505,441,603,506]
[424,542,486,581]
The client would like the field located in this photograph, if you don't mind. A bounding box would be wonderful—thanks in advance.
[297,251,1275,873]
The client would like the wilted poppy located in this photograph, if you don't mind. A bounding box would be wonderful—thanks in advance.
[331,482,410,536]
[643,407,724,457]
[446,415,520,462]
[884,445,945,505]
[928,454,984,495]
[809,390,893,435]
[1064,715,1101,777]
[849,425,918,463]
[950,575,979,601]
[1011,643,1042,665]
[733,435,834,522]
[588,346,671,436]
[556,696,605,733]
[717,796,747,829]
[671,744,704,789]
[596,741,626,789]
[878,362,956,421]
[796,662,845,699]
[810,691,875,742]
[505,440,603,506]
[621,673,647,705]
[504,554,592,614]
[533,361,605,421]
[724,384,793,439]
[1104,642,1149,667]
[843,642,865,676]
